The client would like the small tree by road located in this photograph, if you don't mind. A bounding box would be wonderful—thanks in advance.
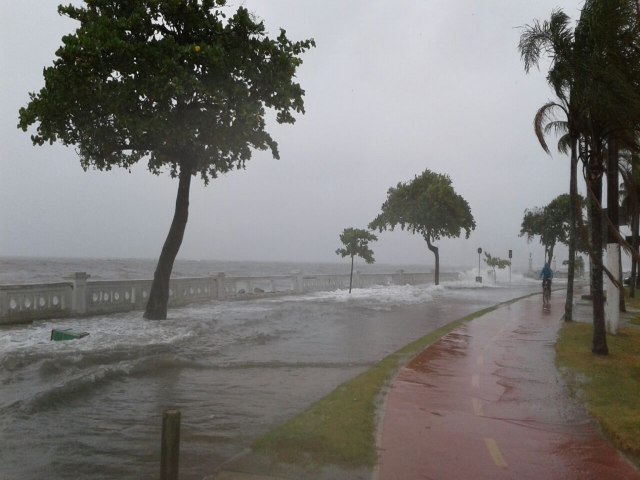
[369,169,475,285]
[335,228,377,293]
[18,0,315,319]
[484,252,511,283]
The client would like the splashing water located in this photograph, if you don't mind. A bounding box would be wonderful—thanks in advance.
[0,266,539,480]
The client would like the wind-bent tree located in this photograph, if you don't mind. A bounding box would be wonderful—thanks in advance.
[519,9,584,321]
[483,252,510,283]
[520,193,585,267]
[335,228,377,293]
[575,0,640,353]
[520,1,640,353]
[18,0,315,319]
[369,169,475,285]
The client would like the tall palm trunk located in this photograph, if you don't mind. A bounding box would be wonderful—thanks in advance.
[632,155,639,298]
[632,209,639,298]
[144,162,193,320]
[587,153,608,355]
[607,139,625,312]
[565,136,579,321]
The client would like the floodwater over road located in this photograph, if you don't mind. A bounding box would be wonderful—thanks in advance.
[0,279,539,479]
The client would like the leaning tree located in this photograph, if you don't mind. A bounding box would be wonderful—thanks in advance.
[18,0,315,319]
[335,227,377,293]
[369,169,475,285]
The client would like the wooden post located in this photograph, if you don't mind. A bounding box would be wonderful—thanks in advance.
[160,409,181,480]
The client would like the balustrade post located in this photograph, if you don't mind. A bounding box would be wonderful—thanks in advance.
[0,289,7,319]
[206,276,215,300]
[66,272,90,315]
[291,271,303,293]
[216,273,226,300]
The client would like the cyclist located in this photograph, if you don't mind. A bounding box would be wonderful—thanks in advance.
[539,262,553,305]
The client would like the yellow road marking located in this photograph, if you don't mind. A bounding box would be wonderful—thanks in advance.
[484,437,508,468]
[472,374,479,387]
[472,398,484,417]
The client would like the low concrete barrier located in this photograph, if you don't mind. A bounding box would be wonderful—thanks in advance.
[0,269,456,324]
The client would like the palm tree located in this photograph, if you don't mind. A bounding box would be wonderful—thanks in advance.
[520,1,640,354]
[519,9,583,322]
[574,0,640,354]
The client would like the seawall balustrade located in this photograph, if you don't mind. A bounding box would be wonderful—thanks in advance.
[0,270,459,325]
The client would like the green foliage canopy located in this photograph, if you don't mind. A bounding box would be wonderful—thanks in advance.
[368,169,475,244]
[18,0,315,182]
[520,193,585,262]
[483,252,511,271]
[335,228,377,264]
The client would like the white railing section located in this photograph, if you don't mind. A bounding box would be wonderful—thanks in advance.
[0,269,452,324]
[0,282,73,322]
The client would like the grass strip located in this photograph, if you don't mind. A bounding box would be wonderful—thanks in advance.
[252,296,529,468]
[556,321,640,464]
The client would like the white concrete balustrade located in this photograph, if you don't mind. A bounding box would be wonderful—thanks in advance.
[0,269,447,324]
[0,282,73,323]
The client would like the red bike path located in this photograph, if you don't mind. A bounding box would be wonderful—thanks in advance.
[375,294,640,480]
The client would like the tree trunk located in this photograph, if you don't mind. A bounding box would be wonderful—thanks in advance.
[144,163,193,320]
[565,138,578,321]
[607,139,625,312]
[632,213,639,296]
[349,255,354,294]
[547,244,555,267]
[587,157,608,355]
[425,235,439,286]
[632,154,639,298]
[632,210,638,298]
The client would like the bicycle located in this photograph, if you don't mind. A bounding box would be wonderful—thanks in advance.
[542,279,552,308]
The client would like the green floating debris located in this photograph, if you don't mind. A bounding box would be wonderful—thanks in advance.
[50,328,89,341]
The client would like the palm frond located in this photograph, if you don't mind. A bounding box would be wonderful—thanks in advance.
[534,101,566,154]
[557,133,572,155]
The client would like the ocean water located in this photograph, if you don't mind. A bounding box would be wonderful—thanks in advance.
[0,258,541,479]
[0,257,440,285]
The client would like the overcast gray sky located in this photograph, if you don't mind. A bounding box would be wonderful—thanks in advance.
[0,1,586,271]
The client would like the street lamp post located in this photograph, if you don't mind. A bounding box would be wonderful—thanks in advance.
[476,247,483,283]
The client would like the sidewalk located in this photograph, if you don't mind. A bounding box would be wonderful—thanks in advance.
[376,294,640,479]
